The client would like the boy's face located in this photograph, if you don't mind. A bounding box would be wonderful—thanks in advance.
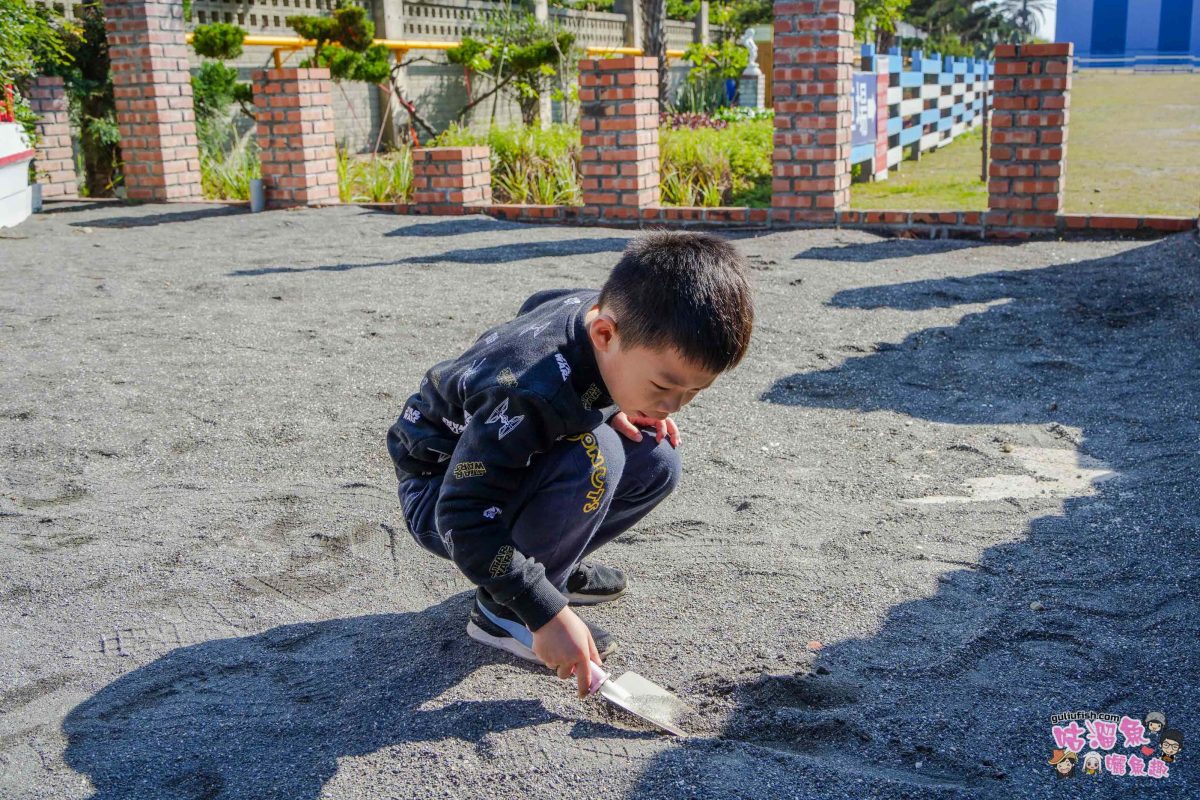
[586,306,719,419]
[1161,738,1180,757]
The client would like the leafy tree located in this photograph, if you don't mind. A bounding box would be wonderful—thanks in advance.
[983,0,1053,42]
[287,3,391,84]
[190,23,252,122]
[0,0,73,143]
[447,11,577,126]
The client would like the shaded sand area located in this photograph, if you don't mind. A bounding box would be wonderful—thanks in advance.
[2,203,1197,798]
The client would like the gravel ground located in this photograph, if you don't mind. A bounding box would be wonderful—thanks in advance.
[1,202,1197,799]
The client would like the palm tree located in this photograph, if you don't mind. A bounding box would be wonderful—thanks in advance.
[983,0,1053,42]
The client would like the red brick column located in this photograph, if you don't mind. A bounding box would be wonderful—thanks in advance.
[408,147,492,215]
[987,43,1072,235]
[253,68,339,209]
[28,76,78,198]
[771,0,855,224]
[101,0,201,201]
[578,56,659,221]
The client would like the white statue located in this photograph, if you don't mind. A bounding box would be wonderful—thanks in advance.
[740,28,761,76]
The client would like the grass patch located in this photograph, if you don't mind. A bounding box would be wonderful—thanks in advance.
[851,73,1200,215]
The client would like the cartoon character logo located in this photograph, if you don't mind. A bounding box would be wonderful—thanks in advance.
[1049,749,1078,778]
[1082,751,1103,776]
[1159,729,1183,763]
[1144,712,1167,735]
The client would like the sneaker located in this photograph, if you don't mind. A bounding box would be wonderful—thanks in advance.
[565,560,627,605]
[466,587,617,662]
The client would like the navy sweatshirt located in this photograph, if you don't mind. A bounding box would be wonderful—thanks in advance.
[386,288,616,630]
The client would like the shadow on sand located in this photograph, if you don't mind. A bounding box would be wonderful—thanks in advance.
[623,234,1198,798]
[63,595,562,799]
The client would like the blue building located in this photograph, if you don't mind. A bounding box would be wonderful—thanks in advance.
[1057,0,1200,67]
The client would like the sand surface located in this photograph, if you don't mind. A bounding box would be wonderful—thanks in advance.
[2,203,1197,798]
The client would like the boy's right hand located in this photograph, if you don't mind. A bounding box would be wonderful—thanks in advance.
[532,605,602,698]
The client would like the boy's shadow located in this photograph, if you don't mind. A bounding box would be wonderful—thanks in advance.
[63,595,558,799]
[625,234,1199,796]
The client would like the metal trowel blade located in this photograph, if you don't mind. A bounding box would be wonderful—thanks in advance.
[590,665,692,736]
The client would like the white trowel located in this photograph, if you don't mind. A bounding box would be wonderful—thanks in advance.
[578,661,692,736]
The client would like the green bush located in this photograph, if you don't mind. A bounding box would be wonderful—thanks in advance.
[424,119,774,209]
[199,127,259,200]
[660,117,772,207]
[338,147,414,203]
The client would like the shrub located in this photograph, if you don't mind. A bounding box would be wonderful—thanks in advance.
[660,117,772,207]
[338,147,414,203]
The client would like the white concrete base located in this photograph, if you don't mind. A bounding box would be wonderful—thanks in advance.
[1,122,34,229]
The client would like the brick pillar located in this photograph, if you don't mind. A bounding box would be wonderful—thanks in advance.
[771,0,855,224]
[253,68,339,209]
[28,77,77,198]
[987,43,1072,235]
[102,0,201,201]
[409,147,492,214]
[579,56,659,222]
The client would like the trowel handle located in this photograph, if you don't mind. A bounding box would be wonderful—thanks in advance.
[570,660,610,695]
[587,660,609,695]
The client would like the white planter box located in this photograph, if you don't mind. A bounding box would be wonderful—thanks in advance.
[0,122,35,229]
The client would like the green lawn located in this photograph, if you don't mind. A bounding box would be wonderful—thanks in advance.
[850,73,1200,216]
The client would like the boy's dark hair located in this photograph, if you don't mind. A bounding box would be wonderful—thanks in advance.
[1161,729,1183,746]
[598,230,754,374]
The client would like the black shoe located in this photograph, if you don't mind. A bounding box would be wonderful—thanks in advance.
[565,560,627,605]
[466,587,618,662]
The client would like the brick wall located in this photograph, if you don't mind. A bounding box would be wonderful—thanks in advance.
[407,147,492,215]
[987,42,1072,236]
[253,68,339,208]
[27,76,78,199]
[102,0,202,201]
[771,0,855,224]
[579,56,660,222]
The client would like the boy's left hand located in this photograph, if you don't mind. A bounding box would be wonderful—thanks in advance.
[610,411,680,448]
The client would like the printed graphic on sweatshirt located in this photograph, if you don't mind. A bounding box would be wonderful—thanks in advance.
[521,320,552,338]
[484,332,499,345]
[403,406,422,424]
[555,353,572,381]
[458,358,486,395]
[497,368,518,388]
[562,297,582,305]
[580,383,602,411]
[442,417,466,435]
[427,446,452,463]
[482,506,502,519]
[485,397,525,440]
[489,545,514,577]
[453,461,487,479]
[440,528,455,558]
[566,432,607,513]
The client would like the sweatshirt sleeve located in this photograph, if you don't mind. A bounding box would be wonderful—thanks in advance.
[435,386,568,631]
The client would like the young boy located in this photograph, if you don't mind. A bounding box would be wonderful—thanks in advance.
[387,230,754,696]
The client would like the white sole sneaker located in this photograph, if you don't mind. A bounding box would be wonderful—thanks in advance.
[466,615,540,662]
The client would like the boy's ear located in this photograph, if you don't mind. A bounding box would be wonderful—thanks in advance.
[589,312,619,353]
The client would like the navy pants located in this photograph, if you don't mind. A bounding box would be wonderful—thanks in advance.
[398,422,681,594]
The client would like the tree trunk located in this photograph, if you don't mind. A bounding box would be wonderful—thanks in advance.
[642,0,668,108]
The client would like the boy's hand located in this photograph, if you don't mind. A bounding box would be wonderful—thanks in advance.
[532,606,603,698]
[610,411,680,448]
